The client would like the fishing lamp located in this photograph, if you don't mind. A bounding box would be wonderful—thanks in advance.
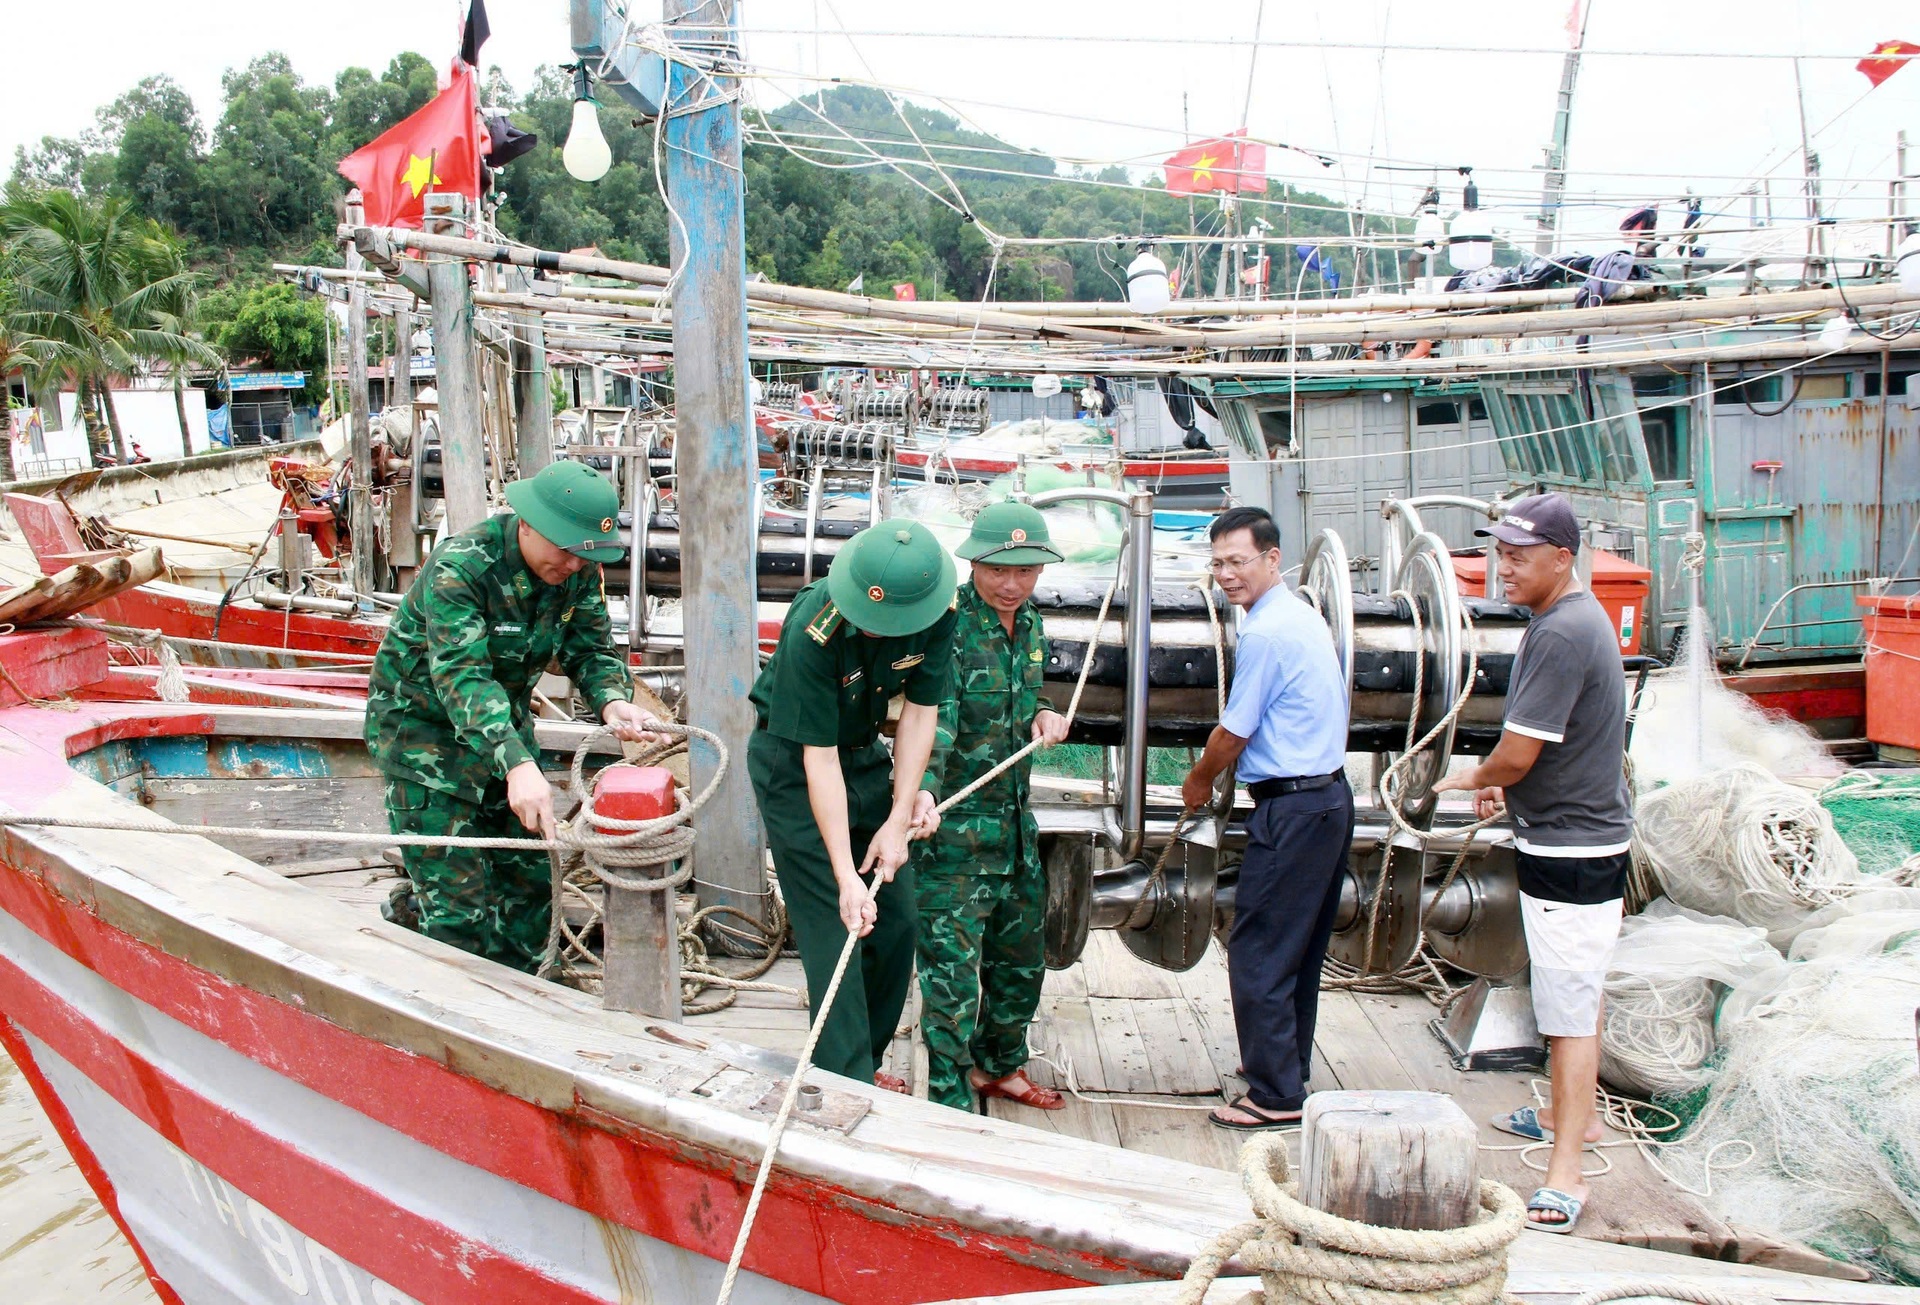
[1897,232,1920,295]
[1447,172,1494,273]
[1818,315,1854,350]
[1032,374,1063,398]
[1412,186,1445,255]
[563,65,612,183]
[1127,243,1172,313]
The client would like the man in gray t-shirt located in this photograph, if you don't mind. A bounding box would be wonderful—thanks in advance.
[1434,492,1630,1237]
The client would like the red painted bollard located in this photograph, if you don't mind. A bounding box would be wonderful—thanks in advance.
[590,766,681,1019]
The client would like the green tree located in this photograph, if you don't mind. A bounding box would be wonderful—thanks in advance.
[0,186,218,464]
[202,55,336,255]
[201,280,329,404]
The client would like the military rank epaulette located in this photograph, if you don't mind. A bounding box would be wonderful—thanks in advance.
[806,601,845,645]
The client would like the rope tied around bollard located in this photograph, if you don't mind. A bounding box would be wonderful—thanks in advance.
[1175,1134,1527,1305]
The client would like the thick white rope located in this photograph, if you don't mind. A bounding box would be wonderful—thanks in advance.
[1174,1133,1527,1305]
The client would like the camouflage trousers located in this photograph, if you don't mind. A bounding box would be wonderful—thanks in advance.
[382,776,552,974]
[915,860,1047,1111]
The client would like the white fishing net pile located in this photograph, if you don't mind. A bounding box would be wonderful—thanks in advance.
[1597,900,1782,1100]
[1628,618,1841,791]
[1662,906,1920,1282]
[1633,764,1860,941]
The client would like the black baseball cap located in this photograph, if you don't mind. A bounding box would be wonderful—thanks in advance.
[1476,493,1581,553]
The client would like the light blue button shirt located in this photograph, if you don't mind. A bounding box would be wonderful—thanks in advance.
[1219,583,1350,783]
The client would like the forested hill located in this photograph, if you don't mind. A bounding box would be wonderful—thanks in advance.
[9,55,1366,302]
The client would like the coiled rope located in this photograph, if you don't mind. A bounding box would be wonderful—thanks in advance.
[1174,1133,1526,1305]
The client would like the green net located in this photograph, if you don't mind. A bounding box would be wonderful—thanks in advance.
[1035,744,1195,787]
[1820,771,1920,877]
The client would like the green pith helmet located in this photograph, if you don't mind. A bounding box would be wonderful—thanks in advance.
[504,462,625,563]
[957,500,1064,567]
[827,519,958,637]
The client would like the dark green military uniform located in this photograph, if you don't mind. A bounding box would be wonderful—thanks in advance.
[749,579,957,1085]
[914,581,1056,1109]
[366,511,632,971]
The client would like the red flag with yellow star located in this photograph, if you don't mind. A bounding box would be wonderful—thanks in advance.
[1858,39,1920,88]
[338,63,482,228]
[1163,130,1268,196]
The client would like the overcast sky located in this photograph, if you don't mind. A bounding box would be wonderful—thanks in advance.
[6,0,1919,247]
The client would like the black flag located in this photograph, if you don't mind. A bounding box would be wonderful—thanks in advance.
[459,0,491,67]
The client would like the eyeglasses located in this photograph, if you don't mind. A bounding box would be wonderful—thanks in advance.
[1207,549,1277,575]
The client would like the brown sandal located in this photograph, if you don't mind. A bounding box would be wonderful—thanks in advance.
[972,1070,1066,1111]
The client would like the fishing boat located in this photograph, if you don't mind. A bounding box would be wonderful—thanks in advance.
[1,622,1909,1305]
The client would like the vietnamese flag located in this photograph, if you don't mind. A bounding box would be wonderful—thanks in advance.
[338,63,483,228]
[1164,130,1268,196]
[1858,39,1920,88]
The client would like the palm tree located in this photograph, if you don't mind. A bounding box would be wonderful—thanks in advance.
[0,271,81,482]
[0,186,218,465]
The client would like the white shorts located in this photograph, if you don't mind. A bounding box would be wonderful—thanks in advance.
[1520,892,1624,1037]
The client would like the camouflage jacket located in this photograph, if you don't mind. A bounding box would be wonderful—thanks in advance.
[918,584,1055,865]
[365,514,632,801]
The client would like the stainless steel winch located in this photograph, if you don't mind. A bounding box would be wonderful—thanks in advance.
[1030,490,1558,1068]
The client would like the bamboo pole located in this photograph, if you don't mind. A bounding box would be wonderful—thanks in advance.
[370,229,1149,345]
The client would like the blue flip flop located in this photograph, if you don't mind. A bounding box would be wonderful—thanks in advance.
[1492,1106,1598,1150]
[1526,1186,1584,1234]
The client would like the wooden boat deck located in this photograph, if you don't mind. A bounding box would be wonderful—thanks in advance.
[285,861,1864,1281]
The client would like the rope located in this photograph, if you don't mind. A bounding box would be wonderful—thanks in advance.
[711,558,1125,1305]
[1571,1286,1776,1305]
[1173,1133,1526,1305]
[0,724,728,867]
[1323,593,1494,999]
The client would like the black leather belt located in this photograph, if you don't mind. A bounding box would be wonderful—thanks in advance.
[1247,771,1344,801]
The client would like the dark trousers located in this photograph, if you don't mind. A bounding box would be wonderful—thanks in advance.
[1228,777,1356,1111]
[748,731,917,1085]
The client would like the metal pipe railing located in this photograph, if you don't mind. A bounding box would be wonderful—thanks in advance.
[1027,485,1152,859]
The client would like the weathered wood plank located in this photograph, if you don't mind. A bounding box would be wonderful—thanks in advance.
[1109,1100,1245,1174]
[1310,990,1419,1093]
[1079,931,1183,999]
[142,776,388,866]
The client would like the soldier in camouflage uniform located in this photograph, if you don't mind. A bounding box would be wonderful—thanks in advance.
[914,502,1071,1111]
[748,520,958,1092]
[366,461,657,973]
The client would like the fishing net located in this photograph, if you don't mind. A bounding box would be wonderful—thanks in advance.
[1664,908,1920,1284]
[1598,899,1782,1100]
[1628,617,1840,791]
[1633,764,1859,941]
[890,466,1126,566]
[1820,770,1920,881]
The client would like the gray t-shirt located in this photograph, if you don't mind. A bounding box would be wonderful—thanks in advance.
[1502,588,1632,856]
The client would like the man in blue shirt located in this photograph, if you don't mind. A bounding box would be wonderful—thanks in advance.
[1181,506,1353,1129]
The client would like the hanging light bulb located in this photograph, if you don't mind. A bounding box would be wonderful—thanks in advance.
[1818,314,1854,350]
[563,66,612,183]
[1897,231,1920,296]
[1447,173,1494,273]
[1126,243,1172,313]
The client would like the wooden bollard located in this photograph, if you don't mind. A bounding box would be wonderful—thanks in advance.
[593,766,683,1020]
[1299,1090,1479,1231]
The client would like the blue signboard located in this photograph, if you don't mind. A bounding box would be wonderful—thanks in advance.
[227,371,308,392]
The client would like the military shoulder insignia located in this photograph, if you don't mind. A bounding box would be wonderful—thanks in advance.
[806,600,845,645]
[892,653,925,670]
